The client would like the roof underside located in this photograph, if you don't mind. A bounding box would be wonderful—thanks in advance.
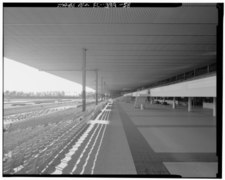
[4,4,217,95]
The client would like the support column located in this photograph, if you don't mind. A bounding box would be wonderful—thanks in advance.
[188,97,192,112]
[101,77,103,101]
[172,97,176,109]
[82,48,86,112]
[95,70,98,105]
[104,82,106,100]
[213,97,216,117]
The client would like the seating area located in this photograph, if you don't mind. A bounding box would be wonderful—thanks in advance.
[3,102,106,175]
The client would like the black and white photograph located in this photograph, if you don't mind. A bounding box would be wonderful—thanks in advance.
[2,2,222,178]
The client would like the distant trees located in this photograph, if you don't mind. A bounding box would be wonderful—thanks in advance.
[4,90,96,99]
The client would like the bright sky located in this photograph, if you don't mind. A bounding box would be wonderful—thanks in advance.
[4,58,94,95]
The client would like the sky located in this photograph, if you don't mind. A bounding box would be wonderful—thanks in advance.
[4,58,94,95]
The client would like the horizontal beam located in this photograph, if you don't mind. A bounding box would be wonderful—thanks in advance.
[5,35,217,38]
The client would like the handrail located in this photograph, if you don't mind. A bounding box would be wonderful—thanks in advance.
[148,62,216,89]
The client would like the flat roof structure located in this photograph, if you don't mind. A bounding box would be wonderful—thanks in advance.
[4,3,218,96]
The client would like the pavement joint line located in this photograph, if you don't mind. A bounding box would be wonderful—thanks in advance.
[117,103,170,175]
[157,152,217,162]
[137,125,217,128]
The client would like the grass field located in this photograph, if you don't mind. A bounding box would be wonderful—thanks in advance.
[4,98,80,113]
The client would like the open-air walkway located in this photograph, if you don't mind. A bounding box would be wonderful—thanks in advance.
[94,101,217,177]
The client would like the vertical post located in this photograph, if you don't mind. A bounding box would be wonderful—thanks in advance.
[95,70,98,105]
[101,77,103,101]
[82,48,86,112]
[213,97,216,117]
[172,97,176,109]
[104,81,106,100]
[188,97,192,112]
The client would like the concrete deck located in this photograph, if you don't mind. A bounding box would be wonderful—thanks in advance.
[93,103,137,174]
[94,101,217,177]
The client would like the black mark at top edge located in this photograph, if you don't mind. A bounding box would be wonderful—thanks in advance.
[3,3,182,8]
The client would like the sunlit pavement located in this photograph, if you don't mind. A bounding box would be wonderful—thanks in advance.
[94,101,217,177]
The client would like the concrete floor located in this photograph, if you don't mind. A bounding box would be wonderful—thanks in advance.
[93,103,137,174]
[94,101,217,177]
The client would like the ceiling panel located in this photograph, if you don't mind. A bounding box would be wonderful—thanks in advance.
[4,6,217,24]
[4,4,217,93]
[4,24,216,36]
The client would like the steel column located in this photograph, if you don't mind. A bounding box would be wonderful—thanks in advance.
[95,70,98,105]
[101,77,103,101]
[104,81,106,100]
[82,48,86,112]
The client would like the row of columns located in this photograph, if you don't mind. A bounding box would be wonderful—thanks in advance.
[187,97,216,117]
[82,48,106,112]
[83,48,216,116]
[148,96,216,117]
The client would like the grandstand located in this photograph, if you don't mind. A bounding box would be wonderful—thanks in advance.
[3,3,222,177]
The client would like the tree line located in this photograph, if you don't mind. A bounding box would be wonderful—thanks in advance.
[4,90,96,99]
[4,90,68,98]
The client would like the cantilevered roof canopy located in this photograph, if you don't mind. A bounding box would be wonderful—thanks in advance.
[4,3,217,95]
